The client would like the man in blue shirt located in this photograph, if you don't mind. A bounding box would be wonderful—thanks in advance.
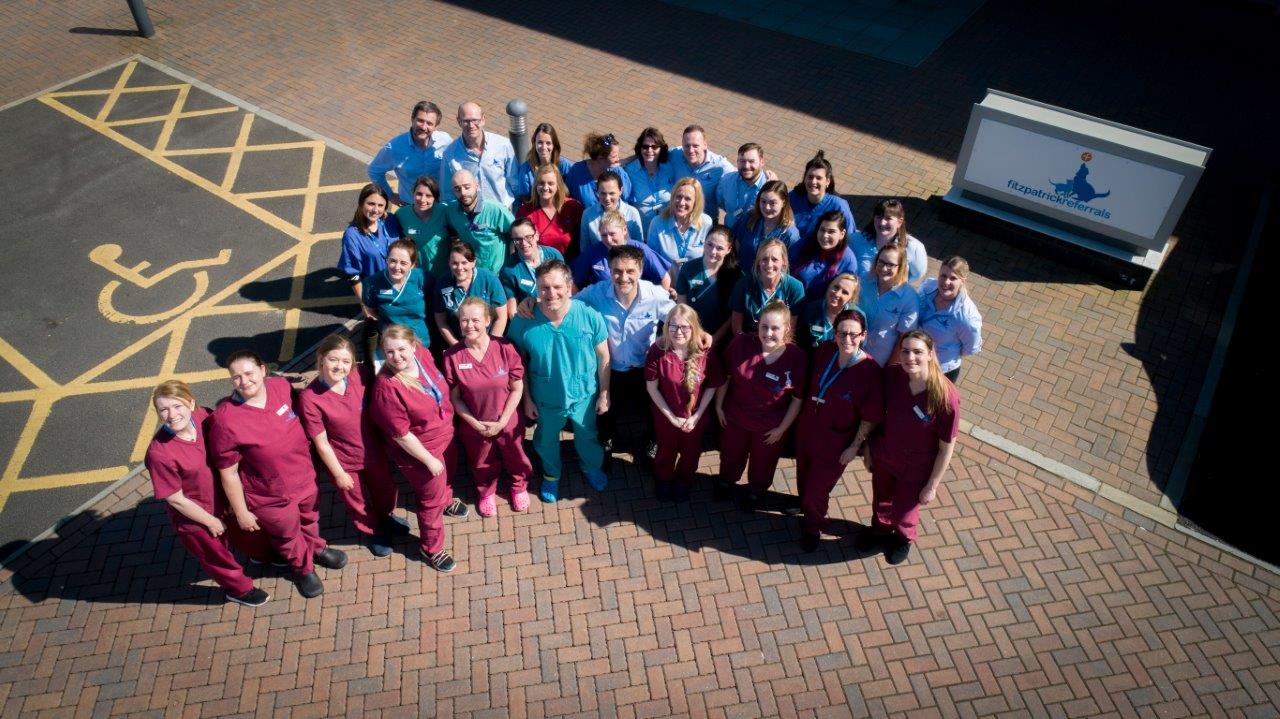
[368,101,452,208]
[575,244,676,458]
[716,143,772,228]
[440,102,517,207]
[570,211,671,290]
[667,125,735,219]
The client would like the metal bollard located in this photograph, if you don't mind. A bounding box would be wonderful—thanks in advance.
[126,0,156,37]
[506,99,529,163]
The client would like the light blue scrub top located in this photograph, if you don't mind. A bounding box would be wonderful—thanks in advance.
[368,130,452,204]
[576,280,676,371]
[917,278,983,373]
[857,276,920,366]
[440,131,518,207]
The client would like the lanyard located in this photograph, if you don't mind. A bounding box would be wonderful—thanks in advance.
[673,222,697,259]
[812,350,861,404]
[688,270,717,304]
[756,281,780,314]
[414,357,445,417]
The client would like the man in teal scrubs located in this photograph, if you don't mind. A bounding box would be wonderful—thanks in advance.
[507,260,611,501]
[444,170,513,274]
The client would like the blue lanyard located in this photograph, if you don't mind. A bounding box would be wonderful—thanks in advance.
[813,350,861,404]
[673,222,697,259]
[414,357,445,417]
[688,269,716,304]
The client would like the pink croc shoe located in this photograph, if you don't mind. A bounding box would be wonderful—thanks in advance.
[478,494,497,518]
[511,490,530,513]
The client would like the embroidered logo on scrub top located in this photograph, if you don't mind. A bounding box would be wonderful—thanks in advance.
[276,404,297,421]
[495,367,508,377]
[408,228,418,235]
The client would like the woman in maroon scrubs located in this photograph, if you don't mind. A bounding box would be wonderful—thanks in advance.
[146,380,268,607]
[369,324,465,573]
[298,335,407,558]
[714,299,808,510]
[441,298,534,517]
[794,309,883,552]
[861,330,960,564]
[645,304,724,502]
[210,350,347,599]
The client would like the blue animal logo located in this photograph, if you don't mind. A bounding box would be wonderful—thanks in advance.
[1050,178,1075,196]
[1051,163,1111,203]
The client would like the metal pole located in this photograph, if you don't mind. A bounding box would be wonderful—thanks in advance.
[126,0,155,38]
[506,99,529,163]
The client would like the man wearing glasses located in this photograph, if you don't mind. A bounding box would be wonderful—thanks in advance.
[440,102,517,207]
[368,100,452,209]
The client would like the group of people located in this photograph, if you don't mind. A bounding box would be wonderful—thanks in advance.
[146,100,985,606]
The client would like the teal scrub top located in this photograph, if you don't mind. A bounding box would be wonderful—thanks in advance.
[508,300,607,415]
[499,245,564,304]
[363,267,431,347]
[434,268,508,335]
[394,205,453,278]
[444,200,514,274]
[728,274,805,333]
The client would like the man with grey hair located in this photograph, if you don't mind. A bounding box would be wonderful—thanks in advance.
[439,101,517,207]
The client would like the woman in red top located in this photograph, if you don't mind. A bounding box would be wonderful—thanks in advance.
[210,350,347,599]
[794,309,883,552]
[441,298,534,517]
[516,164,583,258]
[298,335,407,558]
[369,324,465,573]
[145,380,268,607]
[645,304,725,502]
[861,330,960,565]
[714,299,808,510]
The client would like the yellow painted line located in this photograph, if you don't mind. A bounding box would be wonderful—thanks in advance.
[127,318,191,462]
[50,84,185,100]
[221,113,255,191]
[195,297,356,316]
[0,369,230,404]
[93,60,136,122]
[106,105,238,127]
[152,83,190,154]
[237,182,367,201]
[163,140,322,157]
[0,399,55,511]
[0,338,58,389]
[9,467,132,493]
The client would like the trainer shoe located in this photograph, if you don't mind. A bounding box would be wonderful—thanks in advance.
[539,477,560,503]
[511,490,531,512]
[367,532,393,558]
[294,571,324,598]
[421,548,456,573]
[885,538,912,565]
[586,468,609,491]
[444,498,470,518]
[477,495,497,518]
[227,587,270,607]
[314,547,348,570]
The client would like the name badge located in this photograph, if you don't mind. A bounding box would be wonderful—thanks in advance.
[913,405,928,420]
[408,229,418,235]
[690,278,703,286]
[810,325,824,334]
[519,278,534,287]
[459,363,473,370]
[276,404,290,416]
[765,372,779,381]
[380,289,394,295]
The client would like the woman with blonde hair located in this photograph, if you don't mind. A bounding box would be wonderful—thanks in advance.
[858,243,919,366]
[145,380,268,607]
[369,325,467,573]
[515,163,582,257]
[917,256,983,383]
[647,176,713,280]
[644,304,725,502]
[796,272,860,353]
[728,238,805,335]
[860,330,960,565]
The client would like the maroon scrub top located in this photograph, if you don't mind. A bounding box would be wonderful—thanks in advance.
[209,377,317,501]
[146,407,222,525]
[370,345,456,461]
[644,344,726,419]
[721,334,808,433]
[872,364,960,465]
[796,343,884,453]
[297,364,380,472]
[441,337,525,431]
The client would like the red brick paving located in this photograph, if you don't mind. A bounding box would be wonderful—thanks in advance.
[2,0,1279,716]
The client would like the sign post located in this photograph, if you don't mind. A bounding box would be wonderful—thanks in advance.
[942,90,1210,285]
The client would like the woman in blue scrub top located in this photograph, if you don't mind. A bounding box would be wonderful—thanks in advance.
[364,239,431,359]
[339,184,403,314]
[796,272,859,354]
[675,225,741,344]
[564,132,632,209]
[790,211,859,302]
[732,179,801,263]
[853,199,928,285]
[858,244,919,366]
[787,151,855,243]
[513,123,573,207]
[917,256,983,383]
[625,127,676,232]
[501,218,564,316]
[434,241,509,345]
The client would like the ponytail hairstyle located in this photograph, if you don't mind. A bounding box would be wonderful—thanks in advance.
[378,324,425,393]
[861,198,908,247]
[758,299,794,344]
[826,272,861,311]
[457,295,495,325]
[801,150,837,196]
[658,304,709,415]
[898,329,951,416]
[705,224,742,309]
[388,238,419,267]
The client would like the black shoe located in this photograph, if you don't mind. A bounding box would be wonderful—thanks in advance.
[672,486,691,504]
[421,548,457,573]
[799,533,820,553]
[781,497,803,517]
[248,556,289,568]
[645,440,658,461]
[855,528,883,552]
[314,547,348,569]
[655,481,672,502]
[294,571,324,598]
[712,481,734,501]
[601,437,614,454]
[367,532,393,558]
[739,491,761,513]
[885,538,912,565]
[444,498,469,518]
[381,515,412,536]
[227,587,270,607]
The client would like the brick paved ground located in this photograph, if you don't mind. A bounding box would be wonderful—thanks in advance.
[2,0,1279,716]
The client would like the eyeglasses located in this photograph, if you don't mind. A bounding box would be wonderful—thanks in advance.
[640,143,661,150]
[459,118,483,126]
[835,331,863,339]
[512,233,537,243]
[876,260,899,269]
[667,325,692,334]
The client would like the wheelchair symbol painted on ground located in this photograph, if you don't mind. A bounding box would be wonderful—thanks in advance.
[89,244,232,324]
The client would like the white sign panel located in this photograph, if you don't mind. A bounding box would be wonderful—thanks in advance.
[963,119,1184,242]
